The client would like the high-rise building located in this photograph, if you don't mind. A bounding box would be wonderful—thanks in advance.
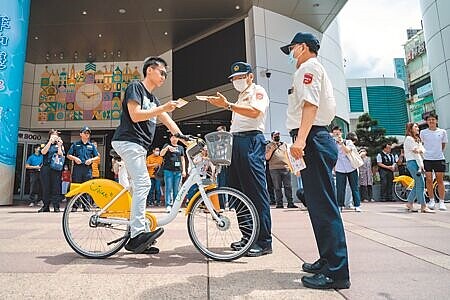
[347,78,408,137]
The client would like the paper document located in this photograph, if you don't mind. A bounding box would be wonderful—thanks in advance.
[176,98,188,108]
[196,95,209,101]
[286,143,306,174]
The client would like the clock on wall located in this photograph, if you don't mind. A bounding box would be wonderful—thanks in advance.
[75,83,102,110]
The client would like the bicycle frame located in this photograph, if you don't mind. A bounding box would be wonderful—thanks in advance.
[65,143,224,229]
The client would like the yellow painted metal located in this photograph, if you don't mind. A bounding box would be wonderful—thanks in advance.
[184,184,218,215]
[65,179,157,229]
[393,175,414,188]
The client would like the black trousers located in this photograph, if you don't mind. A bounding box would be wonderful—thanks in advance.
[29,172,42,203]
[379,170,394,201]
[40,165,61,209]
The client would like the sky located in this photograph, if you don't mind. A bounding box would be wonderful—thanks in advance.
[339,0,422,79]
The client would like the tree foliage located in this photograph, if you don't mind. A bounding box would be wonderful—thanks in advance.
[354,113,397,160]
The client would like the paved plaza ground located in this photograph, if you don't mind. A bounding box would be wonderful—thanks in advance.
[1,202,450,299]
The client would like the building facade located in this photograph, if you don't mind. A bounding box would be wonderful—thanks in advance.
[347,78,408,137]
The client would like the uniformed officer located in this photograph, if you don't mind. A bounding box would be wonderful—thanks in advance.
[281,32,350,289]
[67,126,100,211]
[207,62,272,257]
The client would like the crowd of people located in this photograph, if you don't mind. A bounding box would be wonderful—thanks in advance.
[23,31,449,291]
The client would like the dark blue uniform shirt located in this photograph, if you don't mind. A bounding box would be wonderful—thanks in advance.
[68,140,98,163]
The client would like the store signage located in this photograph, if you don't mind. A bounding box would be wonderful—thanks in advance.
[17,131,46,143]
[417,82,432,98]
[406,41,426,62]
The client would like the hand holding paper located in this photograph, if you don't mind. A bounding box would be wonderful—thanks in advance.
[175,98,188,108]
[286,143,306,174]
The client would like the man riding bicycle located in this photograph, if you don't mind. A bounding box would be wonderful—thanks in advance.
[111,56,184,254]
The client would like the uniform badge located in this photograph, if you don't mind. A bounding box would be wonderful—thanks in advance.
[233,65,240,72]
[303,73,313,84]
[256,92,264,100]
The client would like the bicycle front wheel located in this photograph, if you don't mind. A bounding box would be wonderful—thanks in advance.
[393,181,410,202]
[187,187,260,261]
[62,192,129,258]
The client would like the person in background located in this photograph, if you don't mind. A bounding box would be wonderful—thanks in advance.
[61,165,71,195]
[358,148,374,203]
[207,61,272,258]
[404,122,434,213]
[334,132,362,212]
[39,129,64,213]
[25,145,43,207]
[420,112,448,211]
[66,126,100,212]
[396,148,410,176]
[146,147,163,206]
[282,32,350,289]
[91,140,100,179]
[160,134,186,213]
[266,130,297,208]
[376,143,397,202]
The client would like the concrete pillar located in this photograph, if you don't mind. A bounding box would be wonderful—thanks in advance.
[420,0,450,170]
[0,1,31,205]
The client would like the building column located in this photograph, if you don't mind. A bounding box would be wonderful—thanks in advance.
[0,0,31,205]
[420,0,450,168]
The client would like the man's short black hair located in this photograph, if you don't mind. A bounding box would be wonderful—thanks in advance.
[382,142,392,149]
[305,40,319,55]
[425,112,438,120]
[331,126,341,132]
[142,56,168,78]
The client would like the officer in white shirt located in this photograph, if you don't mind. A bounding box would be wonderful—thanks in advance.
[420,112,448,210]
[207,62,272,258]
[281,32,350,290]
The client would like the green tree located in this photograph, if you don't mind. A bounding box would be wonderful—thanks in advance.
[354,113,397,160]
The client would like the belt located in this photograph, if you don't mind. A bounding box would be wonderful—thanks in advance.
[289,126,328,137]
[232,130,262,137]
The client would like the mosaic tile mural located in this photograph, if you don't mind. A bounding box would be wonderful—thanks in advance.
[38,63,141,121]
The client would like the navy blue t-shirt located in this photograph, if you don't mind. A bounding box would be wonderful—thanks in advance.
[112,81,160,149]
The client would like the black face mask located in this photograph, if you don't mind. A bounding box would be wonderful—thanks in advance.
[273,136,280,142]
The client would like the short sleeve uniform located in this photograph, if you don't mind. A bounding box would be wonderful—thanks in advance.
[286,57,336,130]
[229,83,269,133]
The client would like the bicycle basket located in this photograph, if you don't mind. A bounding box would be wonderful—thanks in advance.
[204,131,233,166]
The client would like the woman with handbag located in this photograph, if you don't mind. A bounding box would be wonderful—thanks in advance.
[333,130,362,212]
[38,129,65,213]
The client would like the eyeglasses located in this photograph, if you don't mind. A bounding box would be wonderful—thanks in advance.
[151,67,167,79]
[288,44,299,52]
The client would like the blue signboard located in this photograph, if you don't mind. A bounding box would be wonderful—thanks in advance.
[0,0,31,166]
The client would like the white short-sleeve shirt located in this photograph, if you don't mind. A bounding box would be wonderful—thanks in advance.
[230,83,269,133]
[420,128,448,160]
[286,57,336,130]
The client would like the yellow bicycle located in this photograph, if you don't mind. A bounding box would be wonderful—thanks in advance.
[393,175,450,203]
[62,132,260,261]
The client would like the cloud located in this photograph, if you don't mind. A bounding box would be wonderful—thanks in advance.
[339,0,422,78]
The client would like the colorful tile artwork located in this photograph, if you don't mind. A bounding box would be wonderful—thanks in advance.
[38,63,141,121]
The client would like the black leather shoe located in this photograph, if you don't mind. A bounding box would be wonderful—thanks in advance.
[246,245,272,257]
[275,204,284,208]
[287,203,298,208]
[124,228,164,254]
[302,258,327,274]
[230,238,248,251]
[301,273,350,290]
[38,207,50,213]
[54,208,60,213]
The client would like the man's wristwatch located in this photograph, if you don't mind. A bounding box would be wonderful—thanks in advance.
[226,103,233,111]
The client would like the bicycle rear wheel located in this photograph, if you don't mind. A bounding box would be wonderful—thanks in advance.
[62,192,129,258]
[393,182,410,202]
[187,187,259,261]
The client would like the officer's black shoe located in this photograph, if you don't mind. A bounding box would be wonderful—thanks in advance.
[287,203,298,208]
[275,204,284,208]
[302,258,327,274]
[38,207,50,213]
[230,237,249,251]
[54,208,61,213]
[124,228,164,254]
[301,273,350,290]
[245,245,272,257]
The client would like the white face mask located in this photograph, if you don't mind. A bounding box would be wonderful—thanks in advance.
[154,151,160,156]
[232,78,248,92]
